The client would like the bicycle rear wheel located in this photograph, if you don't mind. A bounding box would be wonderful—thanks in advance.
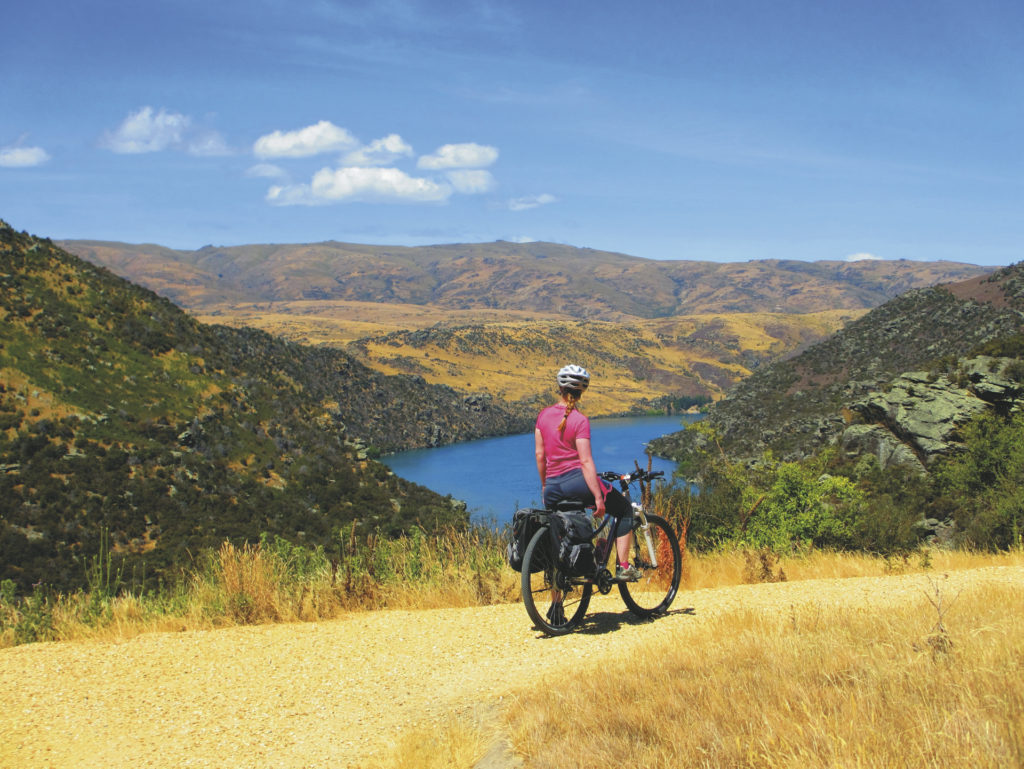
[521,525,592,635]
[619,513,681,618]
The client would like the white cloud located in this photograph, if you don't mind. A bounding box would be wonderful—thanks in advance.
[343,134,414,166]
[101,107,191,153]
[446,169,495,194]
[312,166,450,202]
[0,145,50,167]
[253,120,357,159]
[508,193,556,211]
[246,163,288,179]
[418,142,498,169]
[266,183,317,206]
[845,252,883,261]
[268,166,452,205]
[187,131,231,157]
[100,107,228,155]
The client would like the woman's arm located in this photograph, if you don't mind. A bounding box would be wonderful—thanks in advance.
[534,428,546,490]
[575,437,606,516]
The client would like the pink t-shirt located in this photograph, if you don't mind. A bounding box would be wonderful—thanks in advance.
[536,404,591,478]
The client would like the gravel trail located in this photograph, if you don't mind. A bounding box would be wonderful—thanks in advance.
[2,566,1021,768]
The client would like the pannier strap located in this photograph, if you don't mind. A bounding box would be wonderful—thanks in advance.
[553,500,587,512]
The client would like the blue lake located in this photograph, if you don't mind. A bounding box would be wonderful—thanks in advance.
[381,413,701,526]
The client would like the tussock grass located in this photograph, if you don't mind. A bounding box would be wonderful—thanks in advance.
[501,579,1024,768]
[0,526,519,646]
[2,530,1020,649]
[366,715,492,769]
[682,546,1024,590]
[385,577,1022,769]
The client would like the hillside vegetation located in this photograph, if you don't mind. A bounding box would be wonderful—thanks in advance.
[199,308,857,414]
[653,265,1024,465]
[0,222,528,593]
[650,262,1024,554]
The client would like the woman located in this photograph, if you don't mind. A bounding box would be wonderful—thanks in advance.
[535,364,640,581]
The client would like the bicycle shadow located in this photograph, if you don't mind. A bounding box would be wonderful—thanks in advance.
[545,606,696,637]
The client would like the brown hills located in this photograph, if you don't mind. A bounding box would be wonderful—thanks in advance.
[61,239,994,415]
[62,239,990,317]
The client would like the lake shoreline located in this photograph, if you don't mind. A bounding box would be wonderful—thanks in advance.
[382,413,703,525]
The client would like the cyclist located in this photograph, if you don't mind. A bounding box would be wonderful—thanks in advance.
[535,364,640,582]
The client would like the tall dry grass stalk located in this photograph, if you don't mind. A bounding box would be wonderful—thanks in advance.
[683,547,1024,590]
[4,528,1021,648]
[500,579,1024,768]
[0,526,521,646]
[365,715,492,769]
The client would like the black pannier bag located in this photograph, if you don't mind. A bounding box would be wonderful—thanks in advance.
[549,509,596,577]
[506,509,547,572]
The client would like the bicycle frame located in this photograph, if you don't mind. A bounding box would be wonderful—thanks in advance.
[519,467,680,635]
[561,473,660,592]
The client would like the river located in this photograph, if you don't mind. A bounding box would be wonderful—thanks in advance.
[381,413,701,526]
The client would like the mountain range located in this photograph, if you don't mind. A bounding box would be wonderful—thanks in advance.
[60,239,993,415]
[62,239,990,317]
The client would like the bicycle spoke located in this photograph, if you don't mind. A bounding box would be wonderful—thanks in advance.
[521,526,591,635]
[619,514,681,618]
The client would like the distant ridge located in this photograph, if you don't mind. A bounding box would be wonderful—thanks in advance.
[62,239,993,319]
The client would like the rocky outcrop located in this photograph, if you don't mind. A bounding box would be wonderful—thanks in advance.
[839,357,1024,473]
[839,424,924,473]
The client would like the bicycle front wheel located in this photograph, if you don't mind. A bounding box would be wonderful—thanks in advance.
[619,513,681,618]
[521,525,592,636]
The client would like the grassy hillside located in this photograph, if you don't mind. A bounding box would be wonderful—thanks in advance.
[190,302,862,414]
[653,266,1024,466]
[61,238,988,413]
[64,238,990,414]
[0,221,528,593]
[342,311,860,414]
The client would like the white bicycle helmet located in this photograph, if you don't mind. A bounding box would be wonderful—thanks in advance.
[556,364,590,390]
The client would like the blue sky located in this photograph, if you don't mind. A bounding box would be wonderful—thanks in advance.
[2,1,1021,264]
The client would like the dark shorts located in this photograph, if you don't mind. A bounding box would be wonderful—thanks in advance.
[543,467,634,535]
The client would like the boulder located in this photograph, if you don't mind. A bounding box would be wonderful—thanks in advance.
[960,356,1023,404]
[852,371,989,462]
[839,424,925,474]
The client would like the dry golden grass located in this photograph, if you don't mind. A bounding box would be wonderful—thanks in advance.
[1,529,521,647]
[9,539,1019,649]
[378,564,1024,769]
[371,547,1024,768]
[500,579,1024,769]
[681,547,1024,591]
[365,715,493,769]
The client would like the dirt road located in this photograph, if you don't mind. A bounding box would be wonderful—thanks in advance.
[2,566,1021,768]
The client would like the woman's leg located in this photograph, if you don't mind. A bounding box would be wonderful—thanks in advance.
[605,489,639,577]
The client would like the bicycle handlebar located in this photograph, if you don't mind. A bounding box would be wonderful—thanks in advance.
[600,469,665,483]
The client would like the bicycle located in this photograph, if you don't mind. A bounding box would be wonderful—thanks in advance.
[520,468,682,636]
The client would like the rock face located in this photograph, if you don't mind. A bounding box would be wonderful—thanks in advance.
[839,424,924,473]
[840,358,1024,473]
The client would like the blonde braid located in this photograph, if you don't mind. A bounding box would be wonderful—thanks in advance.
[557,389,581,433]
